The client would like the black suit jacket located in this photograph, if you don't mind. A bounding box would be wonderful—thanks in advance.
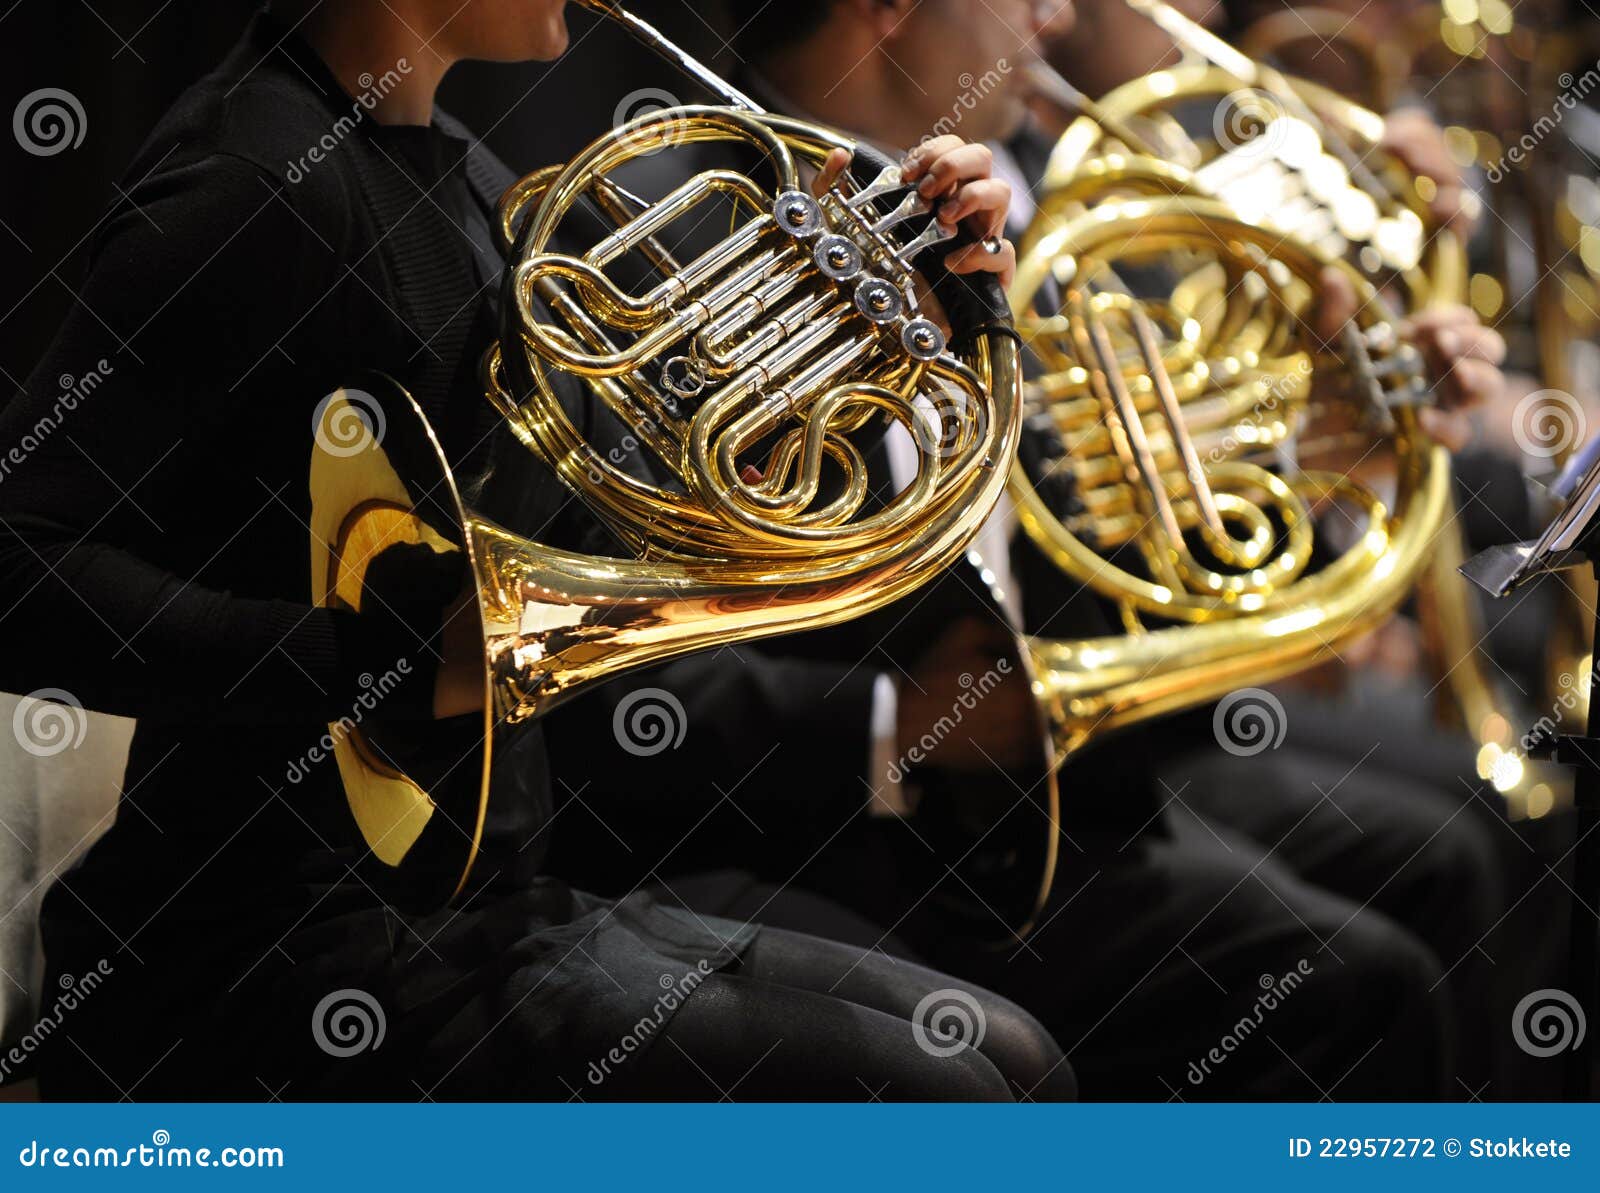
[0,11,619,968]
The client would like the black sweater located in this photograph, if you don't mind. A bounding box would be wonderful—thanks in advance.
[0,14,581,959]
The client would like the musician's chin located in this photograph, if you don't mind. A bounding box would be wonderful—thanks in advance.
[466,0,570,63]
[541,5,571,58]
[515,0,570,62]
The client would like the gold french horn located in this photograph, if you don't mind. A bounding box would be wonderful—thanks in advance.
[1008,0,1505,769]
[1011,194,1448,757]
[306,0,1049,915]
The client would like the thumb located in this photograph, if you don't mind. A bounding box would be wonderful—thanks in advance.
[811,147,851,198]
[1419,406,1473,452]
[1311,266,1358,346]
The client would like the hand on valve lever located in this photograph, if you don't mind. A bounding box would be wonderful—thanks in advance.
[1313,267,1506,452]
[811,135,1018,289]
[1380,108,1479,234]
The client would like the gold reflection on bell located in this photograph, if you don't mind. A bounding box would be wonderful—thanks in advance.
[1475,742,1499,780]
[1527,783,1555,819]
[1470,273,1504,319]
[1490,748,1524,794]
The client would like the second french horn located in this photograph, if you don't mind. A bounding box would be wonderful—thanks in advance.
[1013,194,1448,756]
[1011,0,1480,765]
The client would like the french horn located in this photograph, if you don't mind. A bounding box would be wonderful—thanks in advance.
[306,0,1048,914]
[1009,0,1499,767]
[1013,195,1448,756]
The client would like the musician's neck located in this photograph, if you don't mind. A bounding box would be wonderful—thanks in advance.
[274,0,453,126]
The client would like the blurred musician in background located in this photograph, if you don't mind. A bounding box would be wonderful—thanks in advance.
[1040,0,1578,1076]
[1210,0,1599,539]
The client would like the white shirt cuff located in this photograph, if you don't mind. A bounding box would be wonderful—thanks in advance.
[867,673,915,817]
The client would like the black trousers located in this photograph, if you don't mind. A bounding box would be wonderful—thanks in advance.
[1210,681,1572,1098]
[881,807,1449,1099]
[553,701,1515,1100]
[619,875,1076,1101]
[719,742,1503,1099]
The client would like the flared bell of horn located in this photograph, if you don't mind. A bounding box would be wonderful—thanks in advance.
[308,381,492,912]
[309,354,1055,926]
[308,380,840,910]
[310,379,889,911]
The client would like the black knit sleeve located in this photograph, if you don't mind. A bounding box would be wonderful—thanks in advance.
[0,152,437,724]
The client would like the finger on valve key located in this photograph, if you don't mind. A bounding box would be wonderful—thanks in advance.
[936,179,1011,231]
[911,142,996,202]
[1310,266,1359,343]
[944,237,1016,287]
[1419,407,1473,452]
[1400,308,1507,368]
[810,147,851,199]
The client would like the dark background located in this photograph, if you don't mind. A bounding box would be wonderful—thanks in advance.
[0,0,732,393]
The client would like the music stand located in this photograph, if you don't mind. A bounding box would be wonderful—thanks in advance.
[1462,439,1600,1100]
